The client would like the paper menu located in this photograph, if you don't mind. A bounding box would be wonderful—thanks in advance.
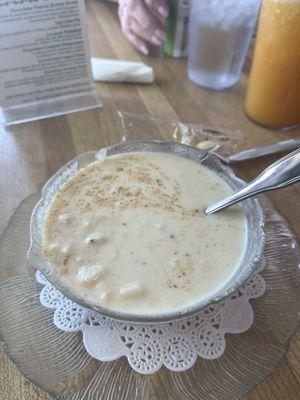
[0,0,101,125]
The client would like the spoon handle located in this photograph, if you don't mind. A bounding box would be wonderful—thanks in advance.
[227,137,300,163]
[206,148,300,215]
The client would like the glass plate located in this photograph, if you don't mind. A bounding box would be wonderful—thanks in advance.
[0,194,299,400]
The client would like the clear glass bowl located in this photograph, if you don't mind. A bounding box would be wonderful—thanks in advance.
[27,141,265,323]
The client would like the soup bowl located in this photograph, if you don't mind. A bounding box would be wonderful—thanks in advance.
[27,141,265,323]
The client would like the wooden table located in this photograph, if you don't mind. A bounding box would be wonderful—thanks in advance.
[0,1,299,399]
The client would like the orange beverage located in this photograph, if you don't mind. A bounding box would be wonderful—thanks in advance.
[245,0,300,130]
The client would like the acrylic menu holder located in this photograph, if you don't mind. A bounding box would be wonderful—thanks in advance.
[0,0,102,125]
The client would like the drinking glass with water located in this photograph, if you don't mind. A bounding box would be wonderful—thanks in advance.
[188,0,261,90]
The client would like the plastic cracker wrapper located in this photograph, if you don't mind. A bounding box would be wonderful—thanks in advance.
[117,111,243,158]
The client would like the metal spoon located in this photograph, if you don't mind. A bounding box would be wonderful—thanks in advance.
[205,147,300,215]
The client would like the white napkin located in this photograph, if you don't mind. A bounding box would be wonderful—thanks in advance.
[91,57,155,84]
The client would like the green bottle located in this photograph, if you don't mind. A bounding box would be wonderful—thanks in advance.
[163,0,190,58]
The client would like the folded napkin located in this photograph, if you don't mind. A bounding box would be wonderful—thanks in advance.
[91,57,155,84]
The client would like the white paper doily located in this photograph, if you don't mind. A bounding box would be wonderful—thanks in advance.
[37,262,266,375]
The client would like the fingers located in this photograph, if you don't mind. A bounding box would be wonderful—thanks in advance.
[118,1,148,54]
[123,29,149,55]
[118,0,168,54]
[144,0,169,18]
[130,11,166,46]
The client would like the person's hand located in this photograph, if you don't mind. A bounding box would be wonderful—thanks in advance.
[118,0,169,55]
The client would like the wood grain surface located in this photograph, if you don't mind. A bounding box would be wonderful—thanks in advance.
[0,1,299,399]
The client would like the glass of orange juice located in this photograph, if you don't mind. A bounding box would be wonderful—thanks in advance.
[245,0,300,130]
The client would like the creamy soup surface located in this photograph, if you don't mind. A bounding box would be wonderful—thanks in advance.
[43,152,247,314]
